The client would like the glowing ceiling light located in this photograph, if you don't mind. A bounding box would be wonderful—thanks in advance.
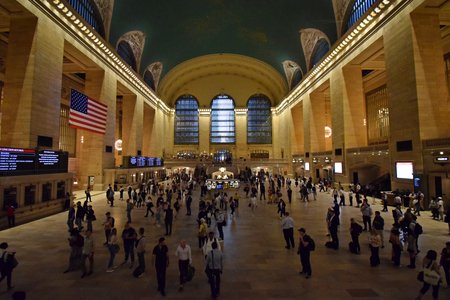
[374,7,381,13]
[324,126,332,138]
[383,0,390,4]
[57,3,64,9]
[53,0,61,4]
[62,7,68,13]
[74,19,80,24]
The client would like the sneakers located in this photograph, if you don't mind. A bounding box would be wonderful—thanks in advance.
[106,269,114,273]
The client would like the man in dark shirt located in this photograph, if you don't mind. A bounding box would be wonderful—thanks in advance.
[152,237,169,296]
[297,228,313,278]
[121,222,137,268]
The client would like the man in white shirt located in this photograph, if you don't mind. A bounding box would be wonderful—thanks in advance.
[203,232,221,257]
[281,212,295,249]
[438,197,445,221]
[175,240,192,291]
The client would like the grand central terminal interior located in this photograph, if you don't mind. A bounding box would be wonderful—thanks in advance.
[0,0,450,299]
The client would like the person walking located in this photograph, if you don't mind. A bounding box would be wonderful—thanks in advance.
[126,199,134,223]
[165,205,174,236]
[107,185,115,207]
[152,237,169,296]
[287,187,293,204]
[85,188,92,202]
[281,212,295,249]
[415,250,442,300]
[327,208,339,249]
[205,241,223,299]
[198,218,208,249]
[135,227,146,277]
[85,205,95,233]
[102,212,114,245]
[175,240,192,291]
[144,196,154,217]
[106,228,119,272]
[67,204,75,232]
[81,230,94,278]
[297,228,314,278]
[0,242,16,290]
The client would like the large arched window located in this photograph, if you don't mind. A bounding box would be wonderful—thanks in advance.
[143,71,156,90]
[174,95,199,144]
[210,95,235,144]
[310,39,330,69]
[67,0,105,37]
[247,95,272,144]
[117,41,137,71]
[345,0,378,32]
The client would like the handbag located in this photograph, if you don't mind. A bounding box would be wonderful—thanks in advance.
[423,268,440,285]
[187,265,195,281]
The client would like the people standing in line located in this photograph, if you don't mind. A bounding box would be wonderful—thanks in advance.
[297,228,313,278]
[368,229,381,267]
[205,241,223,299]
[0,242,16,290]
[102,212,114,245]
[175,240,192,291]
[126,199,134,223]
[372,211,385,248]
[63,229,84,273]
[85,188,92,202]
[121,222,137,269]
[389,224,402,267]
[135,227,146,277]
[81,230,94,278]
[349,218,362,254]
[415,250,441,300]
[106,228,119,272]
[360,199,373,231]
[85,205,95,233]
[75,201,84,230]
[152,237,169,297]
[440,242,450,287]
[67,204,75,232]
[165,204,174,236]
[281,212,295,250]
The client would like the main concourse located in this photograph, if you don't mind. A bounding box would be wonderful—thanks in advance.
[0,184,449,299]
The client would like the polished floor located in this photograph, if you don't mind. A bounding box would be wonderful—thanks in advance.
[0,183,449,300]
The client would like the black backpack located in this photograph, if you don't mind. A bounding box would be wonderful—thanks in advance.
[307,235,315,251]
[414,223,423,236]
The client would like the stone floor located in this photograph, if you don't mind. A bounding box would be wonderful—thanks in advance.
[0,184,449,300]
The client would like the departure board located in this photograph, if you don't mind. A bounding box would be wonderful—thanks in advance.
[123,156,164,168]
[0,147,69,176]
[0,148,36,175]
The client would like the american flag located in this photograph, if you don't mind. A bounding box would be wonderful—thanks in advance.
[69,89,107,135]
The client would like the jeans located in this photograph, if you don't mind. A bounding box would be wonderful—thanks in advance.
[137,252,145,273]
[208,269,221,298]
[165,222,172,235]
[0,267,13,288]
[108,245,116,269]
[362,216,371,231]
[299,250,312,276]
[217,223,224,240]
[283,228,295,248]
[178,259,189,284]
[81,254,94,275]
[123,241,135,263]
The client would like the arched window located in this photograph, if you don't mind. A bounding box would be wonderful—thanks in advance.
[174,95,199,144]
[345,0,378,32]
[67,0,105,37]
[143,70,156,90]
[117,41,137,71]
[291,69,303,89]
[210,95,235,144]
[247,95,272,144]
[310,39,330,69]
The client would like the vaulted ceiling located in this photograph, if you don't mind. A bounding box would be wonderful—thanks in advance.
[109,0,337,78]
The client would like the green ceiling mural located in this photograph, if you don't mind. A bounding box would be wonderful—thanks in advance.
[110,0,337,77]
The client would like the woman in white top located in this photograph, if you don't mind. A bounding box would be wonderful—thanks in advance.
[175,240,192,290]
[107,228,119,272]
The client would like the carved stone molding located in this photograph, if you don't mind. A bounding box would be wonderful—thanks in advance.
[116,31,146,72]
[93,0,114,40]
[282,60,303,90]
[299,28,330,71]
[332,0,352,38]
[144,62,163,91]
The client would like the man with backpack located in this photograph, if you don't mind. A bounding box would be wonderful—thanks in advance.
[297,228,314,278]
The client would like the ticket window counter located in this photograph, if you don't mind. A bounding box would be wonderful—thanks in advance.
[3,187,18,209]
[24,185,36,206]
[42,183,52,202]
[57,181,66,199]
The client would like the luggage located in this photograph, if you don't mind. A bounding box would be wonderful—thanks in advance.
[186,265,195,282]
[133,266,143,278]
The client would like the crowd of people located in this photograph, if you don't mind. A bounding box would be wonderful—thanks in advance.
[1,172,450,299]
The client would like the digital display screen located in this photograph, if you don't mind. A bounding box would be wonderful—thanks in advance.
[434,156,449,163]
[304,162,310,171]
[334,162,343,174]
[0,147,68,176]
[124,156,164,168]
[396,162,413,179]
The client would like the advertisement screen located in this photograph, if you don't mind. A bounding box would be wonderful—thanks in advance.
[396,162,413,179]
[334,162,343,174]
[304,162,310,171]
